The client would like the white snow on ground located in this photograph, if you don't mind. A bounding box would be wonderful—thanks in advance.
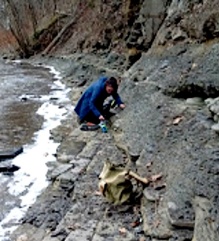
[0,65,71,240]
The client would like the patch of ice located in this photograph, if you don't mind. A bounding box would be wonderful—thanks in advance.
[0,65,70,240]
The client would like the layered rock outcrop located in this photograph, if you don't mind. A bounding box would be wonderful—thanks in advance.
[1,0,219,58]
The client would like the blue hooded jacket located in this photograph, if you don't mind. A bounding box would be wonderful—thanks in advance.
[74,77,123,120]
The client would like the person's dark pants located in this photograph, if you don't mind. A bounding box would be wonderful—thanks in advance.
[82,111,100,124]
[79,102,115,125]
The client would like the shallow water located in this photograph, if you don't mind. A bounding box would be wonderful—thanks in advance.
[0,60,71,240]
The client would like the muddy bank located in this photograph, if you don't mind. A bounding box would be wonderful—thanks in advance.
[11,42,219,241]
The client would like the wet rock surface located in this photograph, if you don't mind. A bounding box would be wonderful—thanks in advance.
[10,42,219,241]
[0,60,69,241]
[0,61,53,151]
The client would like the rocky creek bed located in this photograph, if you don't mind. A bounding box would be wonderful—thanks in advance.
[0,60,71,240]
[10,42,219,241]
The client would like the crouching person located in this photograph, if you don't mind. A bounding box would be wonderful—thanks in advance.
[74,76,125,131]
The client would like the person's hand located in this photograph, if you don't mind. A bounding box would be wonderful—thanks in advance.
[119,103,125,109]
[99,115,105,121]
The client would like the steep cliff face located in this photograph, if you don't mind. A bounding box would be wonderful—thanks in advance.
[1,0,219,61]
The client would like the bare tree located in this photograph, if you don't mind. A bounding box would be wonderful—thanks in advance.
[26,0,37,33]
[3,0,31,57]
[43,0,88,55]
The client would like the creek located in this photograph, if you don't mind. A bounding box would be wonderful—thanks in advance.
[0,59,70,241]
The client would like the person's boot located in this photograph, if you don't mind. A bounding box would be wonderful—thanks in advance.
[80,122,100,131]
